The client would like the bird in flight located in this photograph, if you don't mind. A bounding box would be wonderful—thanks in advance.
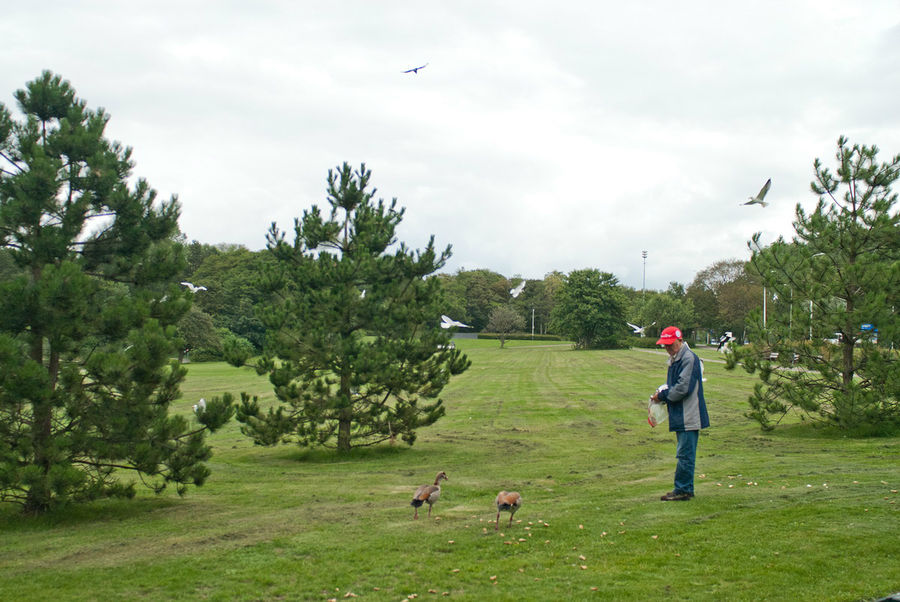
[510,280,526,298]
[180,281,207,293]
[626,321,656,336]
[743,178,771,207]
[441,315,471,329]
[716,332,735,352]
[403,63,428,74]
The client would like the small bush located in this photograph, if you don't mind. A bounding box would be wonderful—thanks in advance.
[629,337,661,349]
[223,334,255,367]
[187,347,223,362]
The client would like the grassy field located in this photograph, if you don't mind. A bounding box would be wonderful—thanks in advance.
[0,339,897,601]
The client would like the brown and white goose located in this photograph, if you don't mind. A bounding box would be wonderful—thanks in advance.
[410,471,448,519]
[495,491,522,529]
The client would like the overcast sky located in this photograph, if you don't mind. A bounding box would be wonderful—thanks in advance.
[4,2,900,290]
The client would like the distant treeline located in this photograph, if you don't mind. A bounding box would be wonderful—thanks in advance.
[164,240,762,360]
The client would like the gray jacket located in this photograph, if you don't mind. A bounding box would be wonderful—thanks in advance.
[658,342,710,431]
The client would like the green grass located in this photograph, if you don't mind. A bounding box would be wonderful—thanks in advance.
[1,339,897,600]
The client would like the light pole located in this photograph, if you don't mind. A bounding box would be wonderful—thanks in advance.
[806,253,825,340]
[809,300,813,340]
[762,268,779,329]
[789,286,793,336]
[641,250,648,300]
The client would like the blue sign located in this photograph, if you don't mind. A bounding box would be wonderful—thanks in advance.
[860,323,874,331]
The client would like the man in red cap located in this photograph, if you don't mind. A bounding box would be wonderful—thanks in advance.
[650,326,709,501]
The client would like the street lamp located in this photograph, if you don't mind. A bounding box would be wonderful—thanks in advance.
[809,300,813,340]
[641,250,648,301]
[806,253,825,341]
[763,270,776,329]
[788,286,793,336]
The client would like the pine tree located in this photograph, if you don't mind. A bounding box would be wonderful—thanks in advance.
[729,137,900,432]
[0,72,233,513]
[237,163,469,451]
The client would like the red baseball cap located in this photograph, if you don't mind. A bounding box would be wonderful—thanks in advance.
[656,326,683,345]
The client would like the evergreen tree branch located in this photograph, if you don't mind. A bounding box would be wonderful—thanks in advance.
[0,150,25,172]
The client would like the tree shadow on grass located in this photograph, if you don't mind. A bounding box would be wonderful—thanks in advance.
[282,443,416,464]
[767,420,900,440]
[0,495,181,529]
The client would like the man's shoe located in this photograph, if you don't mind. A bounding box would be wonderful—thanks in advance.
[660,491,693,501]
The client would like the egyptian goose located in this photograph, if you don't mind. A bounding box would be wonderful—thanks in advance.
[411,471,448,519]
[495,491,522,529]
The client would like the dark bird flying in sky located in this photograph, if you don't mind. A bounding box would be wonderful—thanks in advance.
[403,63,428,74]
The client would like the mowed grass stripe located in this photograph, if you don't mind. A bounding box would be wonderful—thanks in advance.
[0,339,897,600]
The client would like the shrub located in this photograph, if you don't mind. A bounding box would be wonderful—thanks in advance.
[477,333,563,342]
[223,334,255,367]
[629,337,661,349]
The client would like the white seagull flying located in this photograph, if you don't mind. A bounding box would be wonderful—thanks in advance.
[441,315,471,329]
[181,281,208,293]
[743,178,771,207]
[510,280,526,298]
[716,332,735,352]
[626,321,656,336]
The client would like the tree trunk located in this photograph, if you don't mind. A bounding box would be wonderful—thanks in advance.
[338,409,352,451]
[842,341,854,390]
[25,263,53,513]
[26,334,52,514]
[337,371,352,451]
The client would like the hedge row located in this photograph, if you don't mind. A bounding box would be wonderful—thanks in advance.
[628,337,661,349]
[476,333,563,342]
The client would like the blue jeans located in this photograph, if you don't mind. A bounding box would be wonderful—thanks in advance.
[674,430,699,495]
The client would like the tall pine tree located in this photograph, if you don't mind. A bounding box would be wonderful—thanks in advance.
[0,72,233,513]
[729,137,900,432]
[237,163,469,451]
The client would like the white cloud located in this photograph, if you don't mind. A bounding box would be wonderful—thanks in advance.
[3,1,900,290]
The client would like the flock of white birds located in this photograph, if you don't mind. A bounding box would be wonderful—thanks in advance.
[180,279,531,332]
[441,279,525,330]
